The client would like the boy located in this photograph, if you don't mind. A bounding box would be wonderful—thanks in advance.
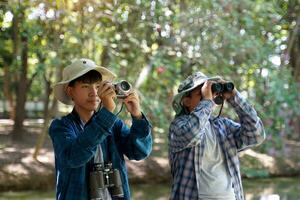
[49,58,152,200]
[168,71,265,200]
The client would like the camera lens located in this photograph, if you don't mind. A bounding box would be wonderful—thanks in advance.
[120,81,131,91]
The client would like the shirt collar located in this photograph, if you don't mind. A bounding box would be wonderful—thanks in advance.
[71,108,99,127]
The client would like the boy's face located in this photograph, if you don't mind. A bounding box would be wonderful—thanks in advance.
[67,81,101,112]
[182,85,202,113]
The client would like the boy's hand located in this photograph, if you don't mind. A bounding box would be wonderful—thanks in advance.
[201,81,213,100]
[98,81,116,112]
[218,79,236,100]
[123,90,142,119]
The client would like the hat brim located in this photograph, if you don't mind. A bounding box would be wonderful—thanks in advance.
[53,66,116,105]
[172,76,221,115]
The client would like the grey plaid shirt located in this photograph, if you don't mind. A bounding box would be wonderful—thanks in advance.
[168,92,265,200]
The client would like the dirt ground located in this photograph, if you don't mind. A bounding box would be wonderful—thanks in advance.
[2,119,300,191]
[0,119,170,191]
[0,119,55,190]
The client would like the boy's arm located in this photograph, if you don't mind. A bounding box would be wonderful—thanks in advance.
[224,91,265,151]
[49,107,117,168]
[168,100,214,153]
[115,113,152,161]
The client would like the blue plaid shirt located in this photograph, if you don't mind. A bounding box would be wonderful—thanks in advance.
[168,92,265,200]
[49,107,152,200]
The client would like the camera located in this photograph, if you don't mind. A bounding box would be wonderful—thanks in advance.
[211,82,234,105]
[89,162,124,199]
[114,80,132,98]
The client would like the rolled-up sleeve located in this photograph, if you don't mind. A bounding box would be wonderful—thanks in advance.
[114,113,153,161]
[168,100,214,153]
[225,91,266,151]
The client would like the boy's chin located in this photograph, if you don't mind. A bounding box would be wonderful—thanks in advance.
[86,104,99,111]
[92,105,100,111]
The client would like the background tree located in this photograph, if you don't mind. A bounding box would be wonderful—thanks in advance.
[284,0,300,140]
[0,0,299,162]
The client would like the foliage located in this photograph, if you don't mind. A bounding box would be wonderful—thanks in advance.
[0,0,299,149]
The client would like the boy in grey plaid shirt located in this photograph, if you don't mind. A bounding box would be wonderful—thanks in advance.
[168,71,265,200]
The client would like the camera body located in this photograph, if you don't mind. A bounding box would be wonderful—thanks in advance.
[114,80,132,98]
[211,82,234,105]
[89,162,124,199]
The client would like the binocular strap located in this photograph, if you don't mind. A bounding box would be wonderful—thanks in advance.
[93,145,112,200]
[215,101,224,119]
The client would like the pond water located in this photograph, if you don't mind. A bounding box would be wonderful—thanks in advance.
[0,177,299,200]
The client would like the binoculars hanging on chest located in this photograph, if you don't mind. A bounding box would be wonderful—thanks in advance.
[89,162,124,199]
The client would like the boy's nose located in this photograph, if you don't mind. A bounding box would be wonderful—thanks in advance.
[89,85,98,96]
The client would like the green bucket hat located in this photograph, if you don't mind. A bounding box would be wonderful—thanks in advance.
[172,71,221,115]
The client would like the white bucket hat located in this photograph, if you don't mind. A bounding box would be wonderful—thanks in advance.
[53,58,116,105]
[172,71,220,115]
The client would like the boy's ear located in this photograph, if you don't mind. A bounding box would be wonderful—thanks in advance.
[66,86,73,98]
[182,96,191,107]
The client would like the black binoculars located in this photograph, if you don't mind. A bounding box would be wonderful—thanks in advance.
[211,82,234,94]
[211,82,234,105]
[89,162,124,199]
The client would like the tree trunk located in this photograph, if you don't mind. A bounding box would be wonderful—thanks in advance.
[11,34,28,142]
[100,46,110,67]
[134,58,153,89]
[3,64,15,119]
[287,15,300,140]
[33,22,62,157]
[12,7,19,60]
[33,74,53,160]
[6,8,21,120]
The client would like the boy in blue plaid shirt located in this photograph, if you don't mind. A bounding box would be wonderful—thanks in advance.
[168,72,265,200]
[49,58,152,200]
